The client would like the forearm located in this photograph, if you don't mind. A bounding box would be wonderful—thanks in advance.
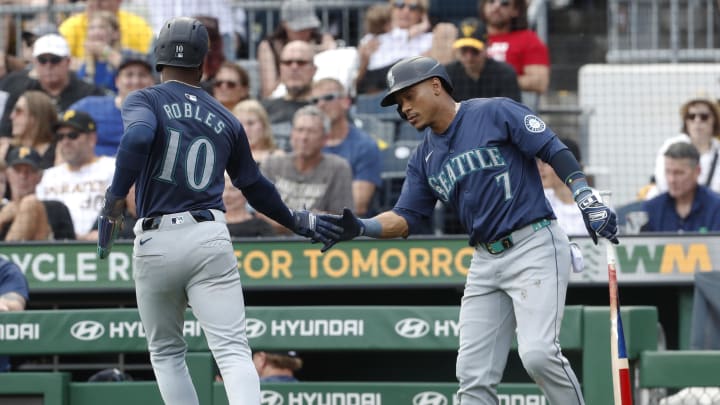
[365,210,409,238]
[352,181,375,217]
[517,65,550,93]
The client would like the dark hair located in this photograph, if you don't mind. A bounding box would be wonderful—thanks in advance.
[218,61,250,87]
[559,137,581,163]
[664,141,700,167]
[478,0,529,31]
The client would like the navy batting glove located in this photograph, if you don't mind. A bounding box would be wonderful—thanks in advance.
[314,208,366,253]
[291,210,343,252]
[576,191,619,245]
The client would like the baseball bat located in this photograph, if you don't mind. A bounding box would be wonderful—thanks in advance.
[601,191,633,405]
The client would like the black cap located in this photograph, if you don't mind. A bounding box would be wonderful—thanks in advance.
[453,18,487,51]
[117,52,154,73]
[7,147,42,170]
[87,368,132,382]
[54,110,96,133]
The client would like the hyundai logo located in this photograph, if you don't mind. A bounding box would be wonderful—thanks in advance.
[413,391,448,405]
[260,390,283,405]
[245,318,267,338]
[395,318,430,338]
[70,321,105,341]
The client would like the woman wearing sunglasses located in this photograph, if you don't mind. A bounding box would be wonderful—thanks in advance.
[0,90,59,170]
[212,62,251,110]
[647,98,720,198]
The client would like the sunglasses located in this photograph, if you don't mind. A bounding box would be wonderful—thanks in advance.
[459,47,481,56]
[487,0,511,6]
[213,80,240,89]
[686,112,711,122]
[280,59,311,67]
[12,106,26,114]
[37,55,63,65]
[393,1,421,11]
[56,131,83,141]
[310,92,342,104]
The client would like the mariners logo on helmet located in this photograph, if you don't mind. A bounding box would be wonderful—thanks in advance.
[395,318,430,338]
[380,56,453,107]
[412,391,448,405]
[524,115,546,133]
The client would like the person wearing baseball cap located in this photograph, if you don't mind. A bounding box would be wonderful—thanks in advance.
[36,109,116,239]
[257,0,336,98]
[0,146,52,241]
[444,18,521,103]
[68,54,156,157]
[0,33,105,138]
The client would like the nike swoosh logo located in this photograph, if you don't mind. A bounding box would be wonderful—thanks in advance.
[139,237,152,246]
[425,150,433,163]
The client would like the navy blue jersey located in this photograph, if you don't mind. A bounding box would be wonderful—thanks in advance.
[395,98,565,245]
[122,81,260,218]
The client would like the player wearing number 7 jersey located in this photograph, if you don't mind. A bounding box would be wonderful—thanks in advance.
[97,17,337,405]
[318,56,619,405]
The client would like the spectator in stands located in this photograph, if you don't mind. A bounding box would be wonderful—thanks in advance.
[0,91,59,169]
[355,0,458,95]
[262,40,316,124]
[311,78,382,217]
[252,351,302,383]
[36,111,115,240]
[146,1,247,61]
[480,0,550,107]
[0,147,51,241]
[1,22,57,80]
[195,15,226,89]
[59,0,153,60]
[0,257,29,372]
[75,11,142,93]
[69,55,156,157]
[362,3,393,38]
[0,34,105,138]
[445,18,521,102]
[223,172,275,237]
[87,368,133,382]
[212,61,251,111]
[647,97,720,199]
[260,105,353,233]
[641,142,720,233]
[232,100,284,164]
[537,137,587,236]
[257,0,336,99]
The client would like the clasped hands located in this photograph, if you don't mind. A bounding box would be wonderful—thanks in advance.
[291,208,364,252]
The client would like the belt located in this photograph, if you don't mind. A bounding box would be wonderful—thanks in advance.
[480,218,552,255]
[141,209,215,231]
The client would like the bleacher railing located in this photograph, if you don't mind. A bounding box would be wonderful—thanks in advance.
[607,0,720,63]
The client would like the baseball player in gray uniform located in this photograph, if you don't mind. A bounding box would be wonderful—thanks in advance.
[97,17,337,405]
[318,56,618,404]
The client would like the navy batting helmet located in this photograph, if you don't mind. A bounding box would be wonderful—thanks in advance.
[380,56,453,107]
[154,17,209,72]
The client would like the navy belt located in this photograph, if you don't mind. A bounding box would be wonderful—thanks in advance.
[480,218,552,255]
[141,209,215,231]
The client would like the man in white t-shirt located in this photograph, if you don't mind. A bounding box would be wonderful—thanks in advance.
[36,110,116,240]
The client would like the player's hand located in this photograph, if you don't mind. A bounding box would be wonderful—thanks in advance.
[291,210,343,252]
[313,208,367,253]
[576,191,619,245]
[97,190,127,259]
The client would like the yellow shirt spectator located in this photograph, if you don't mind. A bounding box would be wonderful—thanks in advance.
[59,10,153,58]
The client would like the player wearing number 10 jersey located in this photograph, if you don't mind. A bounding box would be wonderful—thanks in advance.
[97,17,336,405]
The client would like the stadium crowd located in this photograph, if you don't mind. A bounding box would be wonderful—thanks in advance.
[0,0,717,244]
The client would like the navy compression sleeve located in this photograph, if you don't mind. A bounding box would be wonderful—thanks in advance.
[109,124,154,197]
[546,148,589,195]
[241,176,294,229]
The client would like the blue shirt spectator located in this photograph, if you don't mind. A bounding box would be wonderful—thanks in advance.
[0,258,29,372]
[642,141,720,233]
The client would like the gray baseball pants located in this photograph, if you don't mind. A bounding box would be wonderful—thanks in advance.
[133,210,260,405]
[456,220,584,405]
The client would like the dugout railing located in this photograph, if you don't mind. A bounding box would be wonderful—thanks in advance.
[0,305,658,405]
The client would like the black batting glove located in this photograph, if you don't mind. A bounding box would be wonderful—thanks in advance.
[315,208,367,252]
[291,210,343,252]
[575,190,619,245]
